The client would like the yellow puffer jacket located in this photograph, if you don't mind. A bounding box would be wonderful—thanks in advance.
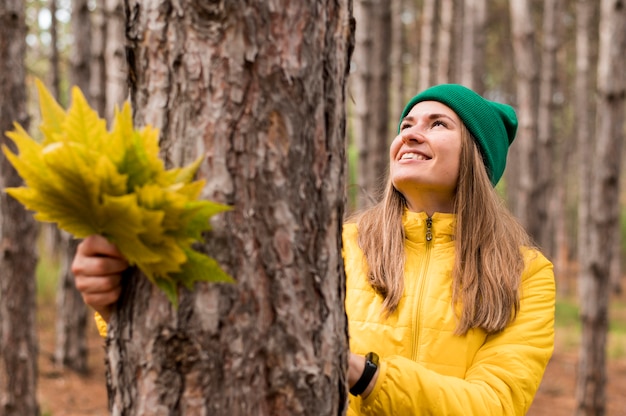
[344,211,555,415]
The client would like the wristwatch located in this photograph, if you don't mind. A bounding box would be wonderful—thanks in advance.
[349,352,379,396]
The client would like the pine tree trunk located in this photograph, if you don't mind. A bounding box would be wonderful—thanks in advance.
[91,0,107,115]
[460,0,486,93]
[105,1,354,414]
[576,0,626,414]
[436,0,453,85]
[49,0,61,100]
[418,0,437,91]
[0,1,40,414]
[536,0,561,258]
[352,0,392,208]
[509,0,540,238]
[390,0,406,121]
[575,0,596,295]
[104,0,128,122]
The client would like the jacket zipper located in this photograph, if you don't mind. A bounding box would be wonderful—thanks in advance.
[411,215,433,361]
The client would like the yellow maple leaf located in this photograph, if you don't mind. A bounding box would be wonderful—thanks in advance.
[3,79,233,307]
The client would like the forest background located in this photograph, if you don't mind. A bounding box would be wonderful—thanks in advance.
[1,0,625,415]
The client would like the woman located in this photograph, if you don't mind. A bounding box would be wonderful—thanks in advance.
[344,84,554,414]
[73,84,555,415]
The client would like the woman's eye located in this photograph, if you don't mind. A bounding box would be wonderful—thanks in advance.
[400,123,411,130]
[432,120,447,128]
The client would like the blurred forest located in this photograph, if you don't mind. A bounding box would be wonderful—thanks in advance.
[1,0,625,415]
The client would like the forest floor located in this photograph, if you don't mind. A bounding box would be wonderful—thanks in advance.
[36,281,626,416]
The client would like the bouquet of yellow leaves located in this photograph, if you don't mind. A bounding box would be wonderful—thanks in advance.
[3,80,233,307]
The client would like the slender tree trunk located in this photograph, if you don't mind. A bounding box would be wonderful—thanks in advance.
[91,0,107,116]
[452,0,465,84]
[460,0,486,93]
[55,0,92,373]
[549,0,570,290]
[0,1,40,415]
[536,0,561,258]
[418,0,437,91]
[390,0,406,120]
[576,0,596,296]
[352,0,392,208]
[436,0,453,85]
[104,0,128,121]
[576,0,626,415]
[404,0,419,93]
[49,0,61,100]
[508,0,540,239]
[105,1,354,414]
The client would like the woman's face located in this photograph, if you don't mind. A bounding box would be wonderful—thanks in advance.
[390,100,462,212]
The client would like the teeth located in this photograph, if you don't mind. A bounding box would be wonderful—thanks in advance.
[401,152,427,160]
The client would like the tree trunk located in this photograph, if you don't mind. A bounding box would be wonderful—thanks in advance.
[460,0,486,93]
[390,0,406,120]
[105,1,354,414]
[436,0,453,84]
[575,0,596,297]
[104,0,128,122]
[452,0,465,84]
[536,0,561,258]
[352,0,392,208]
[91,0,107,116]
[418,0,437,91]
[54,0,92,373]
[0,1,40,415]
[508,0,541,239]
[49,0,61,100]
[576,0,626,414]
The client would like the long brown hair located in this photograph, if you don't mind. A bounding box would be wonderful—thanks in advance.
[353,125,532,335]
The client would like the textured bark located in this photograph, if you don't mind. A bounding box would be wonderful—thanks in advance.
[105,1,354,414]
[508,0,540,239]
[0,1,40,415]
[576,0,626,414]
[352,0,392,208]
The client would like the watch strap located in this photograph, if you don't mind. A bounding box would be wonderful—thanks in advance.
[350,352,379,396]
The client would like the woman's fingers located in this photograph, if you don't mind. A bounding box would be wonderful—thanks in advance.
[71,235,128,323]
[72,235,129,276]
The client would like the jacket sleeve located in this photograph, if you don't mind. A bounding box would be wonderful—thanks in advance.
[354,253,555,416]
[94,312,108,338]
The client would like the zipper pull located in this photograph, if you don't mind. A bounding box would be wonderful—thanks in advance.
[425,216,433,242]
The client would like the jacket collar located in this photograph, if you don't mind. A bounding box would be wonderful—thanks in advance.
[403,210,456,244]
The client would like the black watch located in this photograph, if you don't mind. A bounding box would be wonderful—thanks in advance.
[350,352,379,396]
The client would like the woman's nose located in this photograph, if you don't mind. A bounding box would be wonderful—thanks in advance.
[401,126,424,144]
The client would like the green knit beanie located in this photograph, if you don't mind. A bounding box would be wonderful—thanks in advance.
[398,84,518,186]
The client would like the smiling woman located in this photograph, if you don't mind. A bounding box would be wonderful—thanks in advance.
[391,101,463,213]
[344,84,555,415]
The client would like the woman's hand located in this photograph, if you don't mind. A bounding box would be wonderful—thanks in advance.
[71,235,128,323]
